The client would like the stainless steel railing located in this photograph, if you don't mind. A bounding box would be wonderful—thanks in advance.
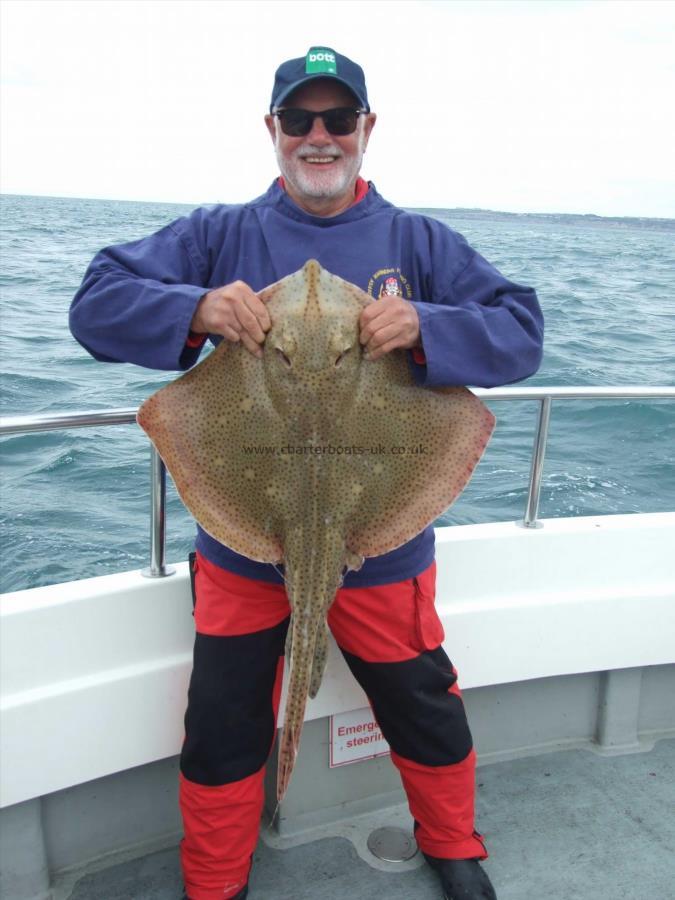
[0,407,173,577]
[1,386,674,576]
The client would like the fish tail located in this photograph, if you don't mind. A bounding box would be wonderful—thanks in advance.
[276,526,346,802]
[309,623,328,699]
[277,624,314,802]
[277,718,302,803]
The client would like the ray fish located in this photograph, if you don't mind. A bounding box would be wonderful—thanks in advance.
[137,260,495,802]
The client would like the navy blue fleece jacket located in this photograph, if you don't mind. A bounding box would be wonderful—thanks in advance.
[70,181,543,586]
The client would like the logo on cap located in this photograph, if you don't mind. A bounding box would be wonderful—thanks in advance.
[305,48,337,75]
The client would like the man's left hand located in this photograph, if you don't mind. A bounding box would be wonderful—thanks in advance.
[359,297,421,361]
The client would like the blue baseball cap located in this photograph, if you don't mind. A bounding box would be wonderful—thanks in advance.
[270,47,370,112]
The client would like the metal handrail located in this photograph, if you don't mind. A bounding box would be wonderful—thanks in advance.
[0,408,138,434]
[1,386,674,575]
[0,407,173,578]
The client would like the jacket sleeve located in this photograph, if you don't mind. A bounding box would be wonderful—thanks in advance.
[409,220,544,388]
[69,211,212,371]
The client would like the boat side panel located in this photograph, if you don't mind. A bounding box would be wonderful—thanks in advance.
[2,513,674,808]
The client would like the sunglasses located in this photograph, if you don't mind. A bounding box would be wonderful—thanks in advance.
[272,107,367,137]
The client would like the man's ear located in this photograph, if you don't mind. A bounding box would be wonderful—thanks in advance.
[362,113,377,150]
[264,115,277,144]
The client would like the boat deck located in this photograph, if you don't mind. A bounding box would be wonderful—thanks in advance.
[53,737,674,900]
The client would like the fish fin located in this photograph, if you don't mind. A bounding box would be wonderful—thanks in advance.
[345,551,364,572]
[136,341,285,563]
[346,372,495,558]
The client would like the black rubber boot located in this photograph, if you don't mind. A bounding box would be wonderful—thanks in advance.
[423,852,497,899]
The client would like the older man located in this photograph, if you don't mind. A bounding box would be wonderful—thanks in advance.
[70,47,543,900]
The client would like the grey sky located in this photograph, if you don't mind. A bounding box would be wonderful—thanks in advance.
[1,0,673,216]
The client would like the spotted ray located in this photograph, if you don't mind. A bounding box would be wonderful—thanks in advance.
[137,260,495,802]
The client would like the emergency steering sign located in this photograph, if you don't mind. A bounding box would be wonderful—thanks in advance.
[329,706,391,767]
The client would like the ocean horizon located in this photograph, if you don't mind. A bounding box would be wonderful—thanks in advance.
[4,191,674,227]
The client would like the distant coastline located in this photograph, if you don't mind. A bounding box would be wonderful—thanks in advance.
[2,192,673,228]
[417,207,675,232]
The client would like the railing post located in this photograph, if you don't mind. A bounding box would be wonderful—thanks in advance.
[141,444,175,578]
[522,396,552,528]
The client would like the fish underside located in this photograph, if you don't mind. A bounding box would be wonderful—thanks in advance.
[137,260,495,802]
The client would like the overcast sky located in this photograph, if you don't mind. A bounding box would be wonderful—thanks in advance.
[1,0,674,217]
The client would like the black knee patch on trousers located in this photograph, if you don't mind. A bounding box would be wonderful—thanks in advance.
[180,617,290,785]
[340,645,473,766]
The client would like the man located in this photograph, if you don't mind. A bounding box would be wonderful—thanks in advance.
[70,47,543,900]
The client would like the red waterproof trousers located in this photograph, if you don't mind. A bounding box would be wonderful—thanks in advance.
[179,552,487,900]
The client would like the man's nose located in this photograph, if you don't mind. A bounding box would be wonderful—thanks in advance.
[306,114,333,145]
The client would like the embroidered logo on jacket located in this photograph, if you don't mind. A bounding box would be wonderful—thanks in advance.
[367,267,413,300]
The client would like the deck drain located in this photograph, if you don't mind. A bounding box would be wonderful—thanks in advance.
[366,826,418,862]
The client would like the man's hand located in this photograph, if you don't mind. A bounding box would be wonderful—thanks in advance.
[359,297,421,361]
[191,281,271,358]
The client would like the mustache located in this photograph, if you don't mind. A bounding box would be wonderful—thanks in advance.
[296,145,343,159]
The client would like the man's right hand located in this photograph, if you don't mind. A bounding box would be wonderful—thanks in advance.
[190,281,271,358]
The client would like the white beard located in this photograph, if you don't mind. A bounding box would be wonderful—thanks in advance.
[275,135,366,201]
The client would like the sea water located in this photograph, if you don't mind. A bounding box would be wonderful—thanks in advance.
[1,194,673,593]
